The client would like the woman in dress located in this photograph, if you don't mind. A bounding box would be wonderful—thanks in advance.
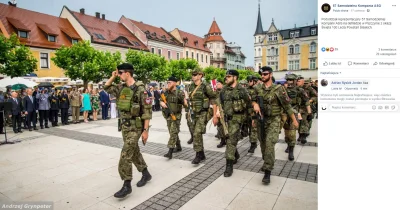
[90,89,100,121]
[81,88,92,122]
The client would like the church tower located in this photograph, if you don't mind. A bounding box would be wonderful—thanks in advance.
[254,1,265,71]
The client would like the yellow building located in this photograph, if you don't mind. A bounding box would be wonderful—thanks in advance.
[253,3,317,79]
[0,2,81,79]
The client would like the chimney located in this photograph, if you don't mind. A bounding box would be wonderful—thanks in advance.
[102,14,105,20]
[80,8,85,14]
[95,12,100,18]
[8,0,17,7]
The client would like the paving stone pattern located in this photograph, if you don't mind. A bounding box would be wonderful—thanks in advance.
[36,128,318,210]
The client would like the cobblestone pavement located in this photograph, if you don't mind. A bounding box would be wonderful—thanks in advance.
[36,125,318,210]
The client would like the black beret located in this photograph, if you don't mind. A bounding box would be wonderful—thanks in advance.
[259,66,273,75]
[168,76,178,82]
[117,63,134,71]
[226,69,239,76]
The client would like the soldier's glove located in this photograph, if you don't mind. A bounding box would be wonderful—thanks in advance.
[307,114,313,121]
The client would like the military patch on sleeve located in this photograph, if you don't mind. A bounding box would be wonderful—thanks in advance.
[145,97,152,104]
[120,95,126,99]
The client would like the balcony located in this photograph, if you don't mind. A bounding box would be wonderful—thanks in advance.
[210,57,227,62]
[309,52,317,58]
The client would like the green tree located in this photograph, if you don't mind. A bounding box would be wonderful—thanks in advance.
[0,34,37,78]
[167,58,199,81]
[52,41,114,88]
[125,50,168,84]
[97,51,122,83]
[203,66,226,82]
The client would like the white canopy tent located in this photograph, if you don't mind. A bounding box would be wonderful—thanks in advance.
[0,77,38,88]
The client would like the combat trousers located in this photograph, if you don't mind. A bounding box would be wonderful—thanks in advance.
[249,122,258,144]
[192,111,207,152]
[283,114,297,147]
[280,113,287,131]
[119,123,148,180]
[225,116,242,160]
[71,106,80,122]
[186,112,195,137]
[260,115,281,172]
[299,113,310,135]
[166,113,182,149]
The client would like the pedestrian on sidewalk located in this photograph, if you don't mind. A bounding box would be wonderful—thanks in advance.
[81,88,92,123]
[110,93,117,119]
[59,89,69,125]
[100,88,110,120]
[36,88,50,129]
[69,87,81,124]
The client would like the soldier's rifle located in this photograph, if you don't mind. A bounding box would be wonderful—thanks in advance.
[216,95,229,137]
[160,93,177,121]
[254,96,265,142]
[184,90,194,123]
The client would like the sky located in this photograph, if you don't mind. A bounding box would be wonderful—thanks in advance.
[1,0,317,66]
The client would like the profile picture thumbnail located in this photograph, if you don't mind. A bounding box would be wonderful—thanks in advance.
[321,3,331,13]
[321,79,328,87]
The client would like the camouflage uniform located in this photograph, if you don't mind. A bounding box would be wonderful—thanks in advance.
[104,81,152,180]
[283,74,310,160]
[298,80,317,141]
[238,80,249,139]
[185,85,195,144]
[188,73,216,164]
[215,88,228,148]
[303,80,318,131]
[254,81,294,172]
[247,81,258,145]
[161,89,185,149]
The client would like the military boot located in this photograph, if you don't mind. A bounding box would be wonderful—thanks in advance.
[224,160,234,177]
[288,146,294,161]
[248,143,257,153]
[187,134,193,144]
[285,146,289,153]
[114,180,132,198]
[217,138,226,148]
[136,168,152,187]
[300,134,307,144]
[164,148,174,159]
[233,150,240,164]
[199,150,206,161]
[191,152,201,164]
[173,142,182,153]
[262,170,271,184]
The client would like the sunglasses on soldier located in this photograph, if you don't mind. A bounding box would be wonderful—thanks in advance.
[118,71,125,75]
[261,72,270,76]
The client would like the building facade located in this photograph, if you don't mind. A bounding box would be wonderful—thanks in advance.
[225,42,246,70]
[0,3,81,78]
[253,3,318,79]
[169,28,211,68]
[60,7,148,60]
[119,16,183,61]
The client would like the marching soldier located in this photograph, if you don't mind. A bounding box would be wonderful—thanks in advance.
[247,75,259,153]
[296,77,316,143]
[252,66,299,184]
[282,74,310,161]
[215,70,251,177]
[160,76,186,159]
[187,68,217,164]
[104,63,153,198]
[304,79,318,132]
[238,80,249,139]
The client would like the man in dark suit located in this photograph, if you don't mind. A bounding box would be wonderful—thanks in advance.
[23,88,38,131]
[99,89,110,120]
[8,91,24,133]
[59,89,70,125]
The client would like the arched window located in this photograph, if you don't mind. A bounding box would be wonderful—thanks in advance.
[258,36,261,43]
[310,42,316,53]
[294,44,300,54]
[289,45,294,54]
[258,48,261,57]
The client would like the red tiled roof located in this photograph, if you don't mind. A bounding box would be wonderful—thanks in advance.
[128,19,181,46]
[71,11,148,50]
[208,20,222,34]
[205,19,225,42]
[0,3,81,49]
[177,29,210,53]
